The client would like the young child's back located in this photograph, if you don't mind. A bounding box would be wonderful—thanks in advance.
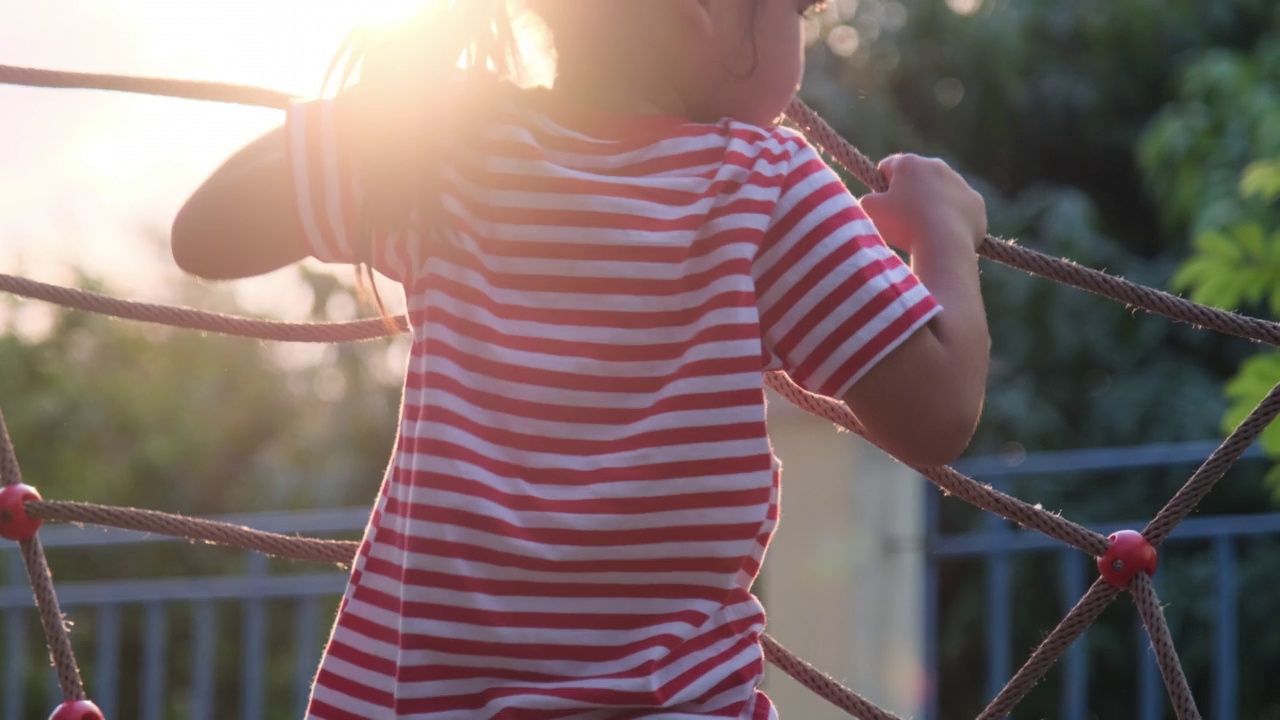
[173,3,990,717]
[291,90,939,719]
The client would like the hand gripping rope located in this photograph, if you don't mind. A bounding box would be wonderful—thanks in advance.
[5,63,1280,720]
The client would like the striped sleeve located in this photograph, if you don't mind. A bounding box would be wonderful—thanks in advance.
[285,99,420,283]
[753,137,941,399]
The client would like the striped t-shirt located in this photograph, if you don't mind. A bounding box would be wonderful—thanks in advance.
[287,90,939,720]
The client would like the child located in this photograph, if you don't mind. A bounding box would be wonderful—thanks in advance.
[171,1,989,717]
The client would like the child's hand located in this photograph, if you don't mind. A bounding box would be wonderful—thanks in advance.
[841,154,990,467]
[859,154,987,256]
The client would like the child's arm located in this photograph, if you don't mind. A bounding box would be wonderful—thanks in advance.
[171,126,309,280]
[756,144,988,469]
[844,154,990,467]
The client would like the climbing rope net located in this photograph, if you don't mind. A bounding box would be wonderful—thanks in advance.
[0,63,1276,720]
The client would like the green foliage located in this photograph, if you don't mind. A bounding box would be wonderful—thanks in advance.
[1147,32,1280,499]
[804,1,1280,717]
[1138,36,1280,237]
[0,270,399,515]
[0,266,398,720]
[1164,153,1280,491]
[1225,352,1280,449]
[1,1,1277,715]
[1243,157,1280,200]
[1171,223,1280,315]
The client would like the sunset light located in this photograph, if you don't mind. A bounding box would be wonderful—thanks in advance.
[359,0,434,31]
[7,4,1274,720]
[0,1,549,312]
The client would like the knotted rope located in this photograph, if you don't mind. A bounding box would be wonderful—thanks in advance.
[3,62,1276,720]
[0,273,406,342]
[783,100,1280,347]
[24,500,360,566]
[0,410,87,704]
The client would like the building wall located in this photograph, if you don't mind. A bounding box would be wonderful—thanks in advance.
[759,395,926,720]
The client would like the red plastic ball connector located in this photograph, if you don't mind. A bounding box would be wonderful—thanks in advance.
[49,700,104,720]
[0,483,43,541]
[1096,530,1158,589]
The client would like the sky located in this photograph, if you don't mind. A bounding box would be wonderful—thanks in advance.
[0,1,404,317]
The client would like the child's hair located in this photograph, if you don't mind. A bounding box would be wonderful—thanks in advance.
[323,0,526,317]
[327,1,524,236]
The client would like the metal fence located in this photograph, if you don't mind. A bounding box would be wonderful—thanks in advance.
[3,440,1275,720]
[1,508,367,720]
[928,441,1274,720]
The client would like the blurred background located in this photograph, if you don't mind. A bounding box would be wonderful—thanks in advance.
[2,0,1280,718]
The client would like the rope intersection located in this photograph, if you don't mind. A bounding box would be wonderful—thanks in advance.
[0,62,1274,720]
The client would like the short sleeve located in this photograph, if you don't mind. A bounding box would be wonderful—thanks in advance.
[285,99,421,283]
[754,137,941,399]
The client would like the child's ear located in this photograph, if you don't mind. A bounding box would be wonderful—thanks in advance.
[672,0,715,41]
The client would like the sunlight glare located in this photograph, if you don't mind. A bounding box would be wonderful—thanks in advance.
[3,0,553,315]
[360,0,432,30]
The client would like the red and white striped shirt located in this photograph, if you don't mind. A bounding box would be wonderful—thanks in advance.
[287,91,939,720]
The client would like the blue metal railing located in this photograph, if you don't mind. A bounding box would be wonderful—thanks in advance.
[1,508,367,720]
[925,440,1273,720]
[4,440,1272,720]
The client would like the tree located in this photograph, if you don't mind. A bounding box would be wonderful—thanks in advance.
[1138,32,1280,489]
[800,2,1280,716]
[1,262,402,720]
[1166,157,1280,481]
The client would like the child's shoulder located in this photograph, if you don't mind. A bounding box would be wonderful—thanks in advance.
[712,120,815,172]
[496,83,810,156]
[675,121,818,181]
[720,119,809,147]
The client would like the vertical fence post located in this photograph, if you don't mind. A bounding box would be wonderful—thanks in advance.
[1060,550,1088,720]
[192,599,217,720]
[242,552,268,720]
[0,509,360,720]
[1213,537,1237,720]
[3,549,27,720]
[923,484,940,720]
[984,478,1013,704]
[294,595,322,717]
[95,603,122,719]
[142,601,169,720]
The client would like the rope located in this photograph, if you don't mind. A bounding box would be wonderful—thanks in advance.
[0,64,293,110]
[0,274,408,342]
[3,64,1280,350]
[782,99,1280,348]
[975,579,1120,720]
[0,402,21,491]
[762,373,1111,557]
[1132,575,1199,720]
[761,634,904,720]
[3,61,1274,720]
[1143,382,1280,545]
[18,537,86,702]
[19,495,886,718]
[0,410,86,702]
[24,500,359,567]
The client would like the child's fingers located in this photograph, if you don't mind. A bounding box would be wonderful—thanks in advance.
[878,153,939,187]
[877,154,903,184]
